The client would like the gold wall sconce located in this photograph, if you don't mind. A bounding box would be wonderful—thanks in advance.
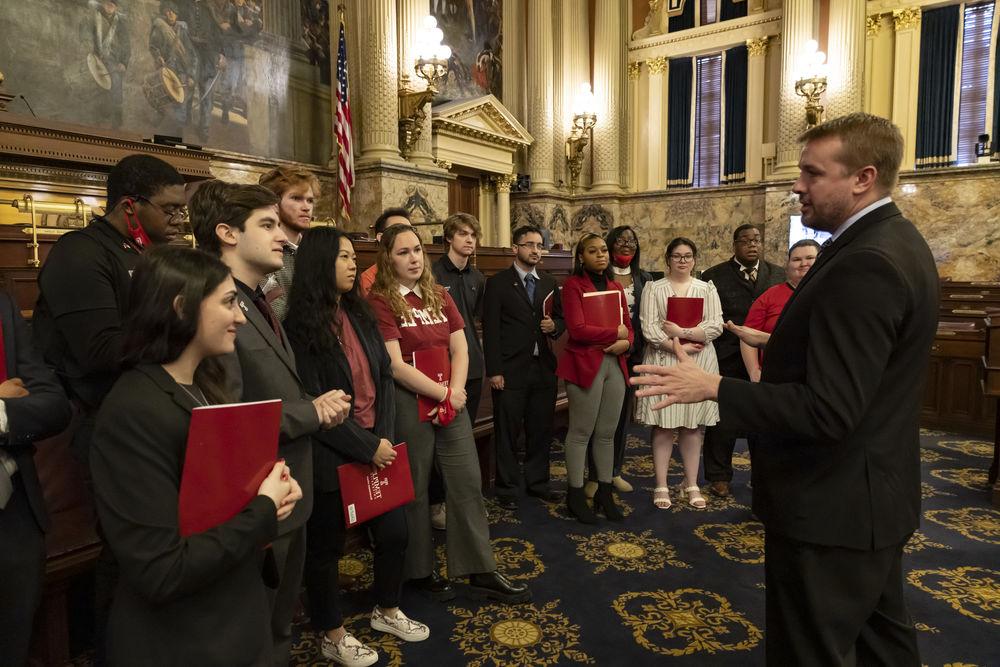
[794,40,827,129]
[10,195,88,267]
[565,83,597,194]
[399,16,451,157]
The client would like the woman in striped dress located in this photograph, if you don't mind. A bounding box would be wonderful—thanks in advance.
[634,237,723,510]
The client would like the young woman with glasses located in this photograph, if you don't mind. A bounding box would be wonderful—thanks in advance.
[635,237,723,510]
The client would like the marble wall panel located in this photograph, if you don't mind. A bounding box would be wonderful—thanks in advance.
[352,168,449,238]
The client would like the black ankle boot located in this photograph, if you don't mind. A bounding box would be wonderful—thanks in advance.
[593,482,624,521]
[567,485,597,524]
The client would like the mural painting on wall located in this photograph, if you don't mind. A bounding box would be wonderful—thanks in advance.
[0,1,313,160]
[301,0,330,85]
[431,0,502,100]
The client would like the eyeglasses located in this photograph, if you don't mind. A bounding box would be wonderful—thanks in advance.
[137,196,188,222]
[515,242,544,250]
[669,254,695,262]
[736,237,762,246]
[614,237,638,248]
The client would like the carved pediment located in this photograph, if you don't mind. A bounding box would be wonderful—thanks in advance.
[432,95,533,150]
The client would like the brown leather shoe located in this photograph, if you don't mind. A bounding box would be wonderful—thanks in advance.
[708,481,731,498]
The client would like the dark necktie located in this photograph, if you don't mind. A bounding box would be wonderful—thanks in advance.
[818,237,834,255]
[525,274,536,303]
[252,291,283,343]
[744,266,757,283]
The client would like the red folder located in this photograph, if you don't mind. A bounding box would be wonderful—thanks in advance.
[177,399,282,538]
[338,443,415,527]
[412,347,450,422]
[542,289,556,318]
[667,296,704,345]
[582,289,623,328]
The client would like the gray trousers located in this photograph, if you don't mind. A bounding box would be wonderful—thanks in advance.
[396,389,496,579]
[565,356,626,487]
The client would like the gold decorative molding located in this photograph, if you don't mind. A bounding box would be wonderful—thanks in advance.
[866,15,883,37]
[434,159,452,171]
[746,37,769,57]
[628,62,642,80]
[629,11,780,52]
[892,8,921,31]
[493,173,515,193]
[647,57,668,75]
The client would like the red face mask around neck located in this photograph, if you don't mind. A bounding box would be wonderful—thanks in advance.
[612,253,634,268]
[121,199,153,250]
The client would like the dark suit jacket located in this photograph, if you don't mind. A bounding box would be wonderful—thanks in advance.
[701,257,785,376]
[623,268,653,366]
[91,364,276,666]
[717,203,938,550]
[287,308,393,493]
[1,293,71,531]
[220,284,319,533]
[482,265,565,389]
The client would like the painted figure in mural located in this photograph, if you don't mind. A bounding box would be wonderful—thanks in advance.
[218,0,263,124]
[186,0,228,142]
[87,0,131,129]
[149,2,197,135]
[301,0,331,84]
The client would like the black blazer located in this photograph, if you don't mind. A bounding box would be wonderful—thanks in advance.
[482,265,566,389]
[91,364,277,666]
[701,257,785,376]
[623,268,653,366]
[0,293,71,531]
[717,203,938,550]
[287,308,392,493]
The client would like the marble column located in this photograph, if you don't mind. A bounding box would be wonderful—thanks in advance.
[591,0,624,192]
[502,0,526,124]
[645,57,668,191]
[356,0,401,163]
[397,0,434,166]
[561,0,591,190]
[628,61,641,191]
[826,0,865,119]
[892,8,922,171]
[745,37,769,183]
[494,174,514,248]
[773,0,814,177]
[525,0,555,191]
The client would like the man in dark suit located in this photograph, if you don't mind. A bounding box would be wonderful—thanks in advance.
[633,113,934,664]
[190,180,350,667]
[0,293,72,667]
[700,224,785,497]
[483,224,565,509]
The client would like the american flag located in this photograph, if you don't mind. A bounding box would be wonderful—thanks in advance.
[335,13,354,221]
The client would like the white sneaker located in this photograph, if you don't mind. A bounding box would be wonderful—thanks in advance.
[430,502,446,530]
[321,633,378,667]
[370,607,430,642]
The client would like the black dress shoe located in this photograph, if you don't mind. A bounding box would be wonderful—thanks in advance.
[468,571,531,604]
[527,488,565,503]
[409,571,457,601]
[495,496,518,510]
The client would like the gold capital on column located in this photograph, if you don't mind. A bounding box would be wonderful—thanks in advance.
[865,15,882,37]
[892,8,920,31]
[493,173,515,193]
[647,57,668,75]
[746,37,769,57]
[628,62,642,80]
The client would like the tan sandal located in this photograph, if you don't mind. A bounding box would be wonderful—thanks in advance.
[680,485,706,509]
[652,487,672,509]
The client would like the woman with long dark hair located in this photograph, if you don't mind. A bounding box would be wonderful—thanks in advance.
[284,227,429,666]
[368,225,529,604]
[557,232,634,523]
[90,246,302,666]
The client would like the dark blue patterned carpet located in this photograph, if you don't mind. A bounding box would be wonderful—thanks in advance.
[287,428,1000,666]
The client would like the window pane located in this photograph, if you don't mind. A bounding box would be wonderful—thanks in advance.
[694,54,722,187]
[956,1,995,165]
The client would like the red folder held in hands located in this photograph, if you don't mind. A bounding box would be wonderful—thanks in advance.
[542,289,558,318]
[582,289,623,328]
[178,399,282,537]
[666,296,704,345]
[337,443,415,527]
[412,347,450,422]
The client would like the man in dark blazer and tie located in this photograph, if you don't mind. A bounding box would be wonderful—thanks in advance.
[633,113,934,665]
[0,291,72,667]
[483,225,565,509]
[700,224,785,497]
[190,180,351,667]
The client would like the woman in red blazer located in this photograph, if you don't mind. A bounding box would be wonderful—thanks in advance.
[557,233,634,523]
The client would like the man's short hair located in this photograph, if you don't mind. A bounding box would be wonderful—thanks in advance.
[512,224,543,245]
[442,213,481,241]
[374,207,410,235]
[732,223,761,243]
[106,154,184,210]
[258,166,320,198]
[189,180,279,255]
[798,112,904,192]
[788,238,821,257]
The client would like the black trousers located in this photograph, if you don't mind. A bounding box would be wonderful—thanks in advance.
[764,531,920,666]
[703,363,748,483]
[268,527,307,667]
[428,377,482,506]
[304,490,408,631]
[0,475,44,667]
[492,358,557,499]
